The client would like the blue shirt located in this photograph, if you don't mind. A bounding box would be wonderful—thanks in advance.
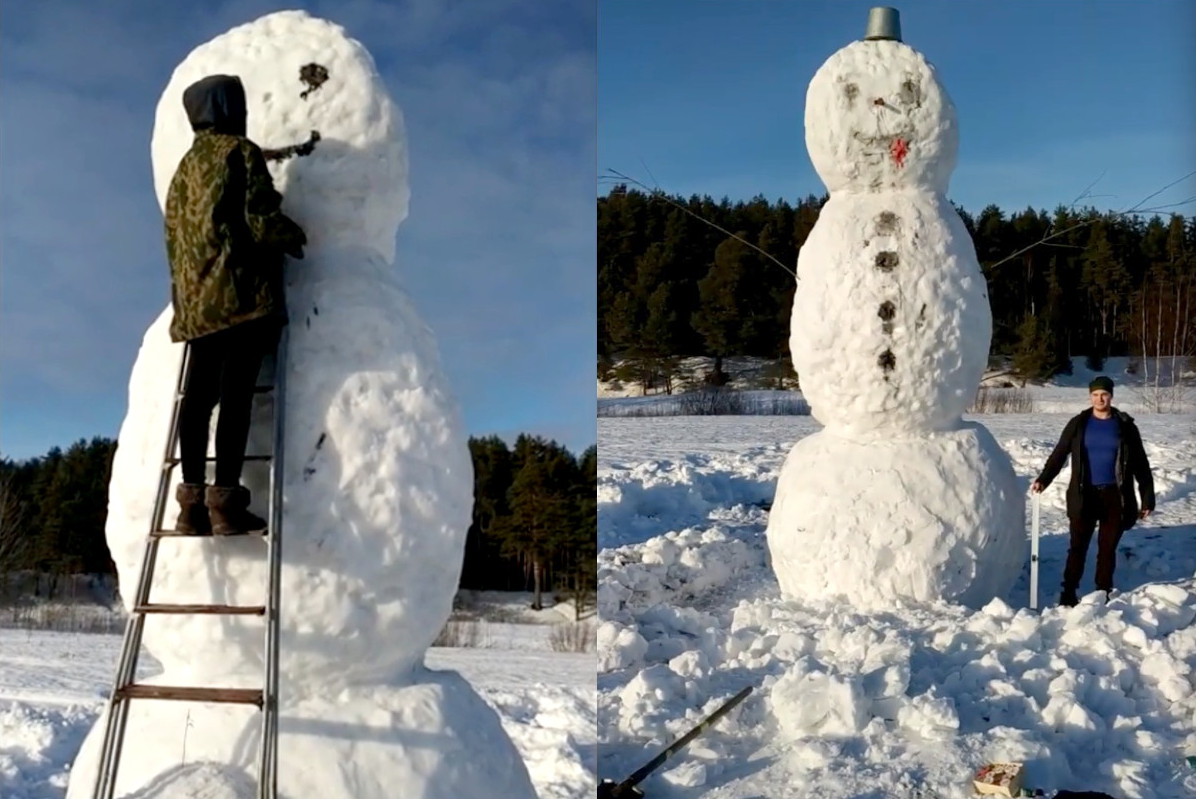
[1084,415,1120,485]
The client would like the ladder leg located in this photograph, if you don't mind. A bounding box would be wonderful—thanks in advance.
[94,343,191,798]
[259,327,287,799]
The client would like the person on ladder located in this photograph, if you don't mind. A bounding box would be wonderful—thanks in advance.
[165,74,306,536]
[1030,376,1155,606]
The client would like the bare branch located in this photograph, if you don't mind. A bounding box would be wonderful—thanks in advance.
[988,172,1196,271]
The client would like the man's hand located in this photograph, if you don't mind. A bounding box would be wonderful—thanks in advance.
[1139,508,1152,519]
[1030,480,1044,494]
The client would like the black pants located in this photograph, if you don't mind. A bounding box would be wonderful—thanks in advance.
[1062,484,1125,593]
[178,319,277,487]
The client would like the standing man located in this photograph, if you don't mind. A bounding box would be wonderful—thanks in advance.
[166,74,307,536]
[1031,376,1155,606]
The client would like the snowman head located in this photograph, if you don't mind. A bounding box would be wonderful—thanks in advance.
[805,39,957,194]
[151,11,408,262]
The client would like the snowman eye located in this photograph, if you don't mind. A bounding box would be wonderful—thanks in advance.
[843,82,859,102]
[899,79,919,106]
[300,62,329,100]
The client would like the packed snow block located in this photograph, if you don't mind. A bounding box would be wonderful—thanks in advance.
[769,658,868,739]
[767,424,1024,608]
[66,671,533,799]
[70,10,534,798]
[597,621,649,672]
[896,689,959,738]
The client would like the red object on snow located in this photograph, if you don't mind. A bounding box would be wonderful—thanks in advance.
[890,138,909,167]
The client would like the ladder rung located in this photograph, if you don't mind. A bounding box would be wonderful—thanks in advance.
[150,528,267,538]
[163,455,272,467]
[115,684,263,706]
[134,603,265,615]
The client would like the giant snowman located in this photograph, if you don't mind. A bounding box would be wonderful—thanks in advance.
[67,11,536,799]
[765,8,1024,609]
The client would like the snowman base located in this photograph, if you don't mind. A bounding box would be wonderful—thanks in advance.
[766,422,1024,609]
[66,669,536,799]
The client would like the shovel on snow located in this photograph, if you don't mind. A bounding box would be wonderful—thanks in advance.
[598,685,753,798]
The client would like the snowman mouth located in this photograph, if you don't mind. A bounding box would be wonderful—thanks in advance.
[262,129,322,162]
[852,131,912,167]
[852,130,912,147]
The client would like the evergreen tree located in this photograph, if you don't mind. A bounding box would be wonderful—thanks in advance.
[492,436,577,610]
[1012,314,1058,382]
[693,234,754,381]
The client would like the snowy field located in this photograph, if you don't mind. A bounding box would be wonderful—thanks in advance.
[0,622,596,799]
[597,409,1196,798]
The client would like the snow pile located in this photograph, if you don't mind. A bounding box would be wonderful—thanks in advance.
[598,526,763,628]
[481,686,596,798]
[598,450,780,548]
[68,11,532,799]
[602,563,1195,797]
[598,414,1196,798]
[1,704,93,799]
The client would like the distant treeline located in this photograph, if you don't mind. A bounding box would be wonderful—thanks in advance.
[598,186,1196,388]
[0,434,596,608]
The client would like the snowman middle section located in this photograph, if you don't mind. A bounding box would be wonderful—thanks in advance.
[790,191,989,435]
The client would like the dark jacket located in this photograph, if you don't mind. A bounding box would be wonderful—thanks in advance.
[1036,406,1155,530]
[164,75,306,342]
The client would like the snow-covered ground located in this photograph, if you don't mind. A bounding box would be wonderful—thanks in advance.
[598,408,1196,798]
[1,620,596,798]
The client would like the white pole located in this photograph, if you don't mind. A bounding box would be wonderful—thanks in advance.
[1030,493,1040,609]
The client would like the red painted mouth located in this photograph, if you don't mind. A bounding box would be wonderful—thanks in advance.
[890,138,909,167]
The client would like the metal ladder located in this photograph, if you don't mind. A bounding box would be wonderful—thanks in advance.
[93,328,288,799]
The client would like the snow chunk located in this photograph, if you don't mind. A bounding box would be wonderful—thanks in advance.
[770,659,868,738]
[598,622,649,673]
[897,690,959,738]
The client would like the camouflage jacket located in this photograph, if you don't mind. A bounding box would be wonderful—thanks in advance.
[164,130,306,342]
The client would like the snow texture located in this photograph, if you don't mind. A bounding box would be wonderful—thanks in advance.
[774,23,1018,607]
[767,424,1025,607]
[66,11,533,798]
[597,414,1196,799]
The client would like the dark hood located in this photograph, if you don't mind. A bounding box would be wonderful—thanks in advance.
[182,74,246,136]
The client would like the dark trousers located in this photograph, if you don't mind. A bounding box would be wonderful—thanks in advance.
[1062,484,1125,593]
[178,319,277,487]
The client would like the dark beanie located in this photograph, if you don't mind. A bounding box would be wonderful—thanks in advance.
[1089,376,1114,393]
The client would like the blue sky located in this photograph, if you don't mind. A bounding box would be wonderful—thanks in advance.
[0,0,596,461]
[599,1,1196,218]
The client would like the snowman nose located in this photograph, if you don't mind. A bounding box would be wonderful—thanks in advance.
[873,97,886,106]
